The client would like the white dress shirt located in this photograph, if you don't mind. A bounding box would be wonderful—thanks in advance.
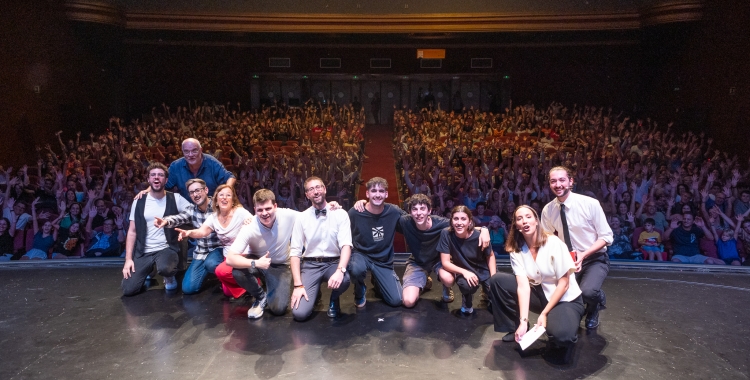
[540,192,613,254]
[290,206,352,258]
[229,208,298,264]
[510,234,582,302]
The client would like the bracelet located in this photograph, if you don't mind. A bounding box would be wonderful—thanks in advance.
[294,284,304,289]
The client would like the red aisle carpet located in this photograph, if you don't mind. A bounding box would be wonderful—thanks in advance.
[358,124,408,253]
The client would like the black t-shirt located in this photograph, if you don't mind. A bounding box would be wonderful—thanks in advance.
[397,214,450,269]
[436,228,493,281]
[0,232,13,254]
[348,203,405,265]
[54,229,83,257]
[670,225,704,257]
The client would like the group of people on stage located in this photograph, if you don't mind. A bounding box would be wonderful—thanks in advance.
[120,135,612,364]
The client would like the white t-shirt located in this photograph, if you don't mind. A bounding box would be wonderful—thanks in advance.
[3,209,30,230]
[229,208,299,264]
[129,192,192,253]
[510,234,582,302]
[203,207,252,254]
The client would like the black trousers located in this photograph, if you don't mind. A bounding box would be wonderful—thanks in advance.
[121,247,179,296]
[455,275,490,309]
[575,252,609,311]
[489,272,585,347]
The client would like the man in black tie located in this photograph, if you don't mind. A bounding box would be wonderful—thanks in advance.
[540,166,613,329]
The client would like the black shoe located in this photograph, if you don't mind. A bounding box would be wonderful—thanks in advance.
[502,332,515,342]
[585,305,601,329]
[327,297,341,318]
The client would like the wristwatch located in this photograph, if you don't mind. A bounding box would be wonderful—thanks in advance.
[251,260,256,269]
[338,266,347,273]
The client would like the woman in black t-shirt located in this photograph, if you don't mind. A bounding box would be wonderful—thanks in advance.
[437,205,496,314]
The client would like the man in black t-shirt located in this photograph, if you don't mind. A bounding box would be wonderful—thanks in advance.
[348,177,404,307]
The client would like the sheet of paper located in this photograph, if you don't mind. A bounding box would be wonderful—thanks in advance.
[519,326,546,350]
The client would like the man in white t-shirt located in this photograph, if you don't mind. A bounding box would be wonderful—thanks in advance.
[225,189,296,319]
[121,163,191,296]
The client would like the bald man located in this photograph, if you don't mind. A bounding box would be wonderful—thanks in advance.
[166,138,236,200]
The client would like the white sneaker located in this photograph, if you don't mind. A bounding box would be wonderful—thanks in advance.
[247,293,267,319]
[164,276,178,291]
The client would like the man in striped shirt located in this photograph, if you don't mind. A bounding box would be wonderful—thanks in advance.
[155,178,222,294]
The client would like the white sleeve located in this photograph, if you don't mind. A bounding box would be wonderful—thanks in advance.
[540,204,555,235]
[509,252,526,277]
[228,225,251,255]
[335,210,352,249]
[589,199,614,245]
[202,213,216,229]
[290,214,304,257]
[174,194,193,212]
[129,201,137,222]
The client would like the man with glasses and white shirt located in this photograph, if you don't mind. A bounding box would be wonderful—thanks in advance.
[290,177,352,321]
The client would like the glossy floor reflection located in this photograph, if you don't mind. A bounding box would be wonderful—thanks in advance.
[1,266,748,379]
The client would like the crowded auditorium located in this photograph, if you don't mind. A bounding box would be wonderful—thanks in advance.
[1,0,748,378]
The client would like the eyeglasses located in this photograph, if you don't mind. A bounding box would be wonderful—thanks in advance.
[306,184,324,193]
[188,187,206,195]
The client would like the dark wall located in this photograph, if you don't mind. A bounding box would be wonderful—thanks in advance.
[121,42,642,113]
[0,1,122,166]
[639,0,750,153]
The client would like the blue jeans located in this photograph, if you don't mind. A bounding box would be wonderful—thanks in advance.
[182,248,224,295]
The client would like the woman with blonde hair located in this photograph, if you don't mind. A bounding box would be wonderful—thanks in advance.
[489,205,584,363]
[176,184,252,303]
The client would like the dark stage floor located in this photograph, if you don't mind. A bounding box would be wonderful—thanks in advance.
[1,265,749,380]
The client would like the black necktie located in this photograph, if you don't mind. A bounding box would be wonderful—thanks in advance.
[315,208,327,217]
[560,203,573,252]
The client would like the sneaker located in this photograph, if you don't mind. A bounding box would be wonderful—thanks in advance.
[164,276,178,291]
[355,284,367,308]
[442,286,455,303]
[461,294,473,314]
[422,276,433,293]
[247,292,267,319]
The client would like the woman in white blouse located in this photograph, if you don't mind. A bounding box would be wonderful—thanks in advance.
[488,205,584,361]
[176,184,252,301]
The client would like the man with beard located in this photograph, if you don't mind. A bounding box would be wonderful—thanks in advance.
[348,177,405,308]
[153,178,222,294]
[540,166,613,329]
[290,177,352,321]
[122,163,192,296]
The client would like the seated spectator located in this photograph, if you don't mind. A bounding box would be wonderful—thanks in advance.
[734,214,750,265]
[638,218,663,261]
[21,199,56,260]
[712,227,741,266]
[607,216,638,260]
[51,221,84,259]
[0,217,16,261]
[84,206,125,257]
[472,202,493,227]
[666,212,723,265]
[488,215,507,257]
[636,196,669,231]
[2,196,30,231]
